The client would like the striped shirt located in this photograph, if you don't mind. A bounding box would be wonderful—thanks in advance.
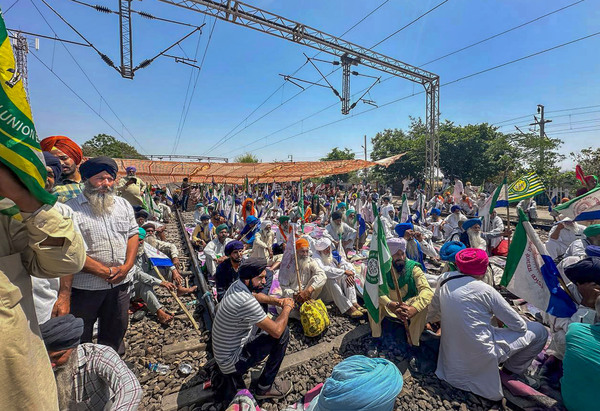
[212,280,267,374]
[66,193,139,290]
[72,343,142,410]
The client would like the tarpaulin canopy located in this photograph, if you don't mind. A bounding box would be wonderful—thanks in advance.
[109,153,405,185]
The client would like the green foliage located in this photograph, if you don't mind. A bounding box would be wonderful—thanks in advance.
[234,153,260,163]
[320,147,356,183]
[370,118,427,192]
[571,147,600,178]
[508,131,565,185]
[81,134,147,159]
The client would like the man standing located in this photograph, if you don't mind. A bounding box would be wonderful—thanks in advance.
[180,177,191,211]
[428,248,547,401]
[117,166,146,207]
[0,162,86,411]
[41,135,84,203]
[204,223,233,277]
[212,258,294,401]
[367,238,433,355]
[517,198,538,223]
[66,157,140,355]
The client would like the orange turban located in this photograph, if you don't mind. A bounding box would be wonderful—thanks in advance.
[40,136,83,165]
[295,238,310,250]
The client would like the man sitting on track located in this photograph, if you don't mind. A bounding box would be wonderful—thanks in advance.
[204,223,233,277]
[212,257,294,402]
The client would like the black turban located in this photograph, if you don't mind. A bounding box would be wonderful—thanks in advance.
[43,151,62,185]
[39,314,84,351]
[564,257,600,286]
[224,240,244,256]
[238,257,267,280]
[79,156,118,181]
[331,211,342,221]
[135,209,149,219]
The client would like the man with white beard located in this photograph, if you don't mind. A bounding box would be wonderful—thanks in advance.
[252,220,275,261]
[66,156,140,355]
[441,205,466,241]
[459,219,488,251]
[312,237,364,318]
[279,238,327,319]
[545,218,586,260]
[325,211,357,252]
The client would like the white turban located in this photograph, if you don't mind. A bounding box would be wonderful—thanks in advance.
[387,238,406,255]
[315,237,332,251]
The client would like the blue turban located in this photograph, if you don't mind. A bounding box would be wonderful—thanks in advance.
[337,202,347,209]
[586,245,600,258]
[195,203,204,209]
[314,355,403,411]
[224,240,244,256]
[462,218,482,231]
[450,205,461,213]
[235,199,242,205]
[246,215,259,225]
[429,208,441,216]
[79,156,118,180]
[138,227,146,240]
[440,241,466,262]
[394,222,414,238]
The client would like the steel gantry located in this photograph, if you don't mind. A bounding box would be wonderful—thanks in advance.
[155,0,441,194]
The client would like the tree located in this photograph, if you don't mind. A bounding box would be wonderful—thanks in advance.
[81,134,147,159]
[509,131,565,186]
[234,153,259,163]
[320,147,356,183]
[571,147,600,178]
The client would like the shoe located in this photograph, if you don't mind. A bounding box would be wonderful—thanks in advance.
[254,378,293,400]
[358,306,368,314]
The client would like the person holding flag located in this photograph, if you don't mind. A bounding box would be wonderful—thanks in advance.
[364,201,433,358]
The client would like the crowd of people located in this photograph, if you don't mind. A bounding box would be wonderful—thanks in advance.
[2,134,599,411]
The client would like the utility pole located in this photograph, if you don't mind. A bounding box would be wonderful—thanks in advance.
[530,104,552,166]
[361,134,368,181]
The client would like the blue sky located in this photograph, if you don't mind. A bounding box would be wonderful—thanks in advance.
[5,0,600,167]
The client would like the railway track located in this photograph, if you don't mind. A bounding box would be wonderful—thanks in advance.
[122,207,549,410]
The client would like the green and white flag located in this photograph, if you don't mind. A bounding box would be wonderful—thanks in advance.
[400,193,410,223]
[364,201,391,323]
[0,14,56,218]
[508,172,545,202]
[478,178,508,231]
[298,178,305,232]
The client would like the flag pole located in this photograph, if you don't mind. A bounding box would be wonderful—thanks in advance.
[151,265,199,331]
[390,264,413,346]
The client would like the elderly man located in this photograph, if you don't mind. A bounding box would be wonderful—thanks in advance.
[394,222,438,271]
[40,314,142,410]
[545,218,586,260]
[276,215,293,247]
[312,237,363,318]
[153,196,172,223]
[441,205,466,241]
[41,135,84,203]
[426,208,443,242]
[367,238,433,355]
[204,223,233,277]
[142,223,183,268]
[66,156,140,355]
[485,209,505,251]
[116,166,146,207]
[326,211,357,251]
[459,218,487,250]
[0,162,86,410]
[561,257,600,411]
[252,219,275,261]
[279,238,327,319]
[428,248,548,401]
[212,258,294,401]
[517,197,538,223]
[564,224,600,258]
[192,214,212,250]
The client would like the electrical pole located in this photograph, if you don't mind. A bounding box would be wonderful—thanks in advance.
[530,104,552,166]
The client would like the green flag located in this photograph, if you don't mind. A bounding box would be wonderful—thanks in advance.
[298,178,304,233]
[0,14,56,218]
[364,201,391,323]
[508,172,545,202]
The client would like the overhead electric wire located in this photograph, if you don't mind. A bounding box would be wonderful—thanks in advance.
[420,0,585,66]
[32,0,147,154]
[171,16,217,154]
[4,0,22,14]
[8,28,91,47]
[216,0,582,157]
[202,0,392,155]
[234,29,600,156]
[495,108,600,129]
[370,0,450,49]
[30,52,131,143]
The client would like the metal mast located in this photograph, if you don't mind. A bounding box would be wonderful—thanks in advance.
[156,0,441,195]
[12,32,30,98]
[119,0,134,78]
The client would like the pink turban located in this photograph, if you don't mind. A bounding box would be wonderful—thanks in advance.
[387,238,407,256]
[455,248,489,276]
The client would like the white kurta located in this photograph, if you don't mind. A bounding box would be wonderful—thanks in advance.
[280,257,327,298]
[483,215,505,249]
[203,237,232,276]
[563,238,590,258]
[442,212,466,240]
[325,221,356,244]
[545,223,586,260]
[428,272,547,401]
[313,254,357,313]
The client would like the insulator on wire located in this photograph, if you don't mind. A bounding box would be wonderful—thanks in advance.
[94,5,112,13]
[138,11,154,19]
[99,53,115,67]
[351,71,359,76]
[138,59,152,69]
